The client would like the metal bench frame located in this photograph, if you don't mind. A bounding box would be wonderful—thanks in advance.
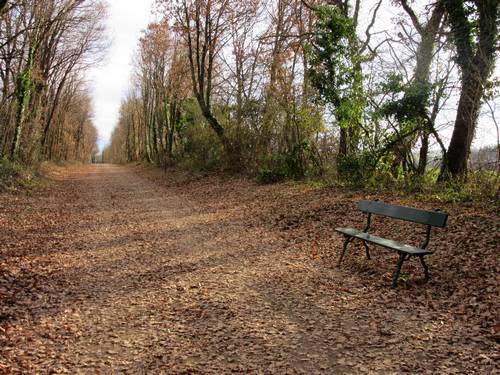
[336,200,448,288]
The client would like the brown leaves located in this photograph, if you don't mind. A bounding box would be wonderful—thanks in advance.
[0,164,498,373]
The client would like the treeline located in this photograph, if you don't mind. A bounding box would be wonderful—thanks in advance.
[0,0,106,165]
[104,0,499,184]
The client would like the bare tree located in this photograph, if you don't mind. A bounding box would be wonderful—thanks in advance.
[0,0,106,162]
[166,0,245,165]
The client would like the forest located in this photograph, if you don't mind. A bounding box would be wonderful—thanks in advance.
[0,0,498,189]
[100,0,499,190]
[0,0,105,170]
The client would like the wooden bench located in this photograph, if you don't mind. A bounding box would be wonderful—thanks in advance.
[336,200,448,288]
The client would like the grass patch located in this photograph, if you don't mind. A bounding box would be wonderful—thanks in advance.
[415,171,500,206]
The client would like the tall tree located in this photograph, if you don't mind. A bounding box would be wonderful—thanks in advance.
[440,0,499,179]
[169,0,239,164]
[0,0,106,163]
[306,0,381,163]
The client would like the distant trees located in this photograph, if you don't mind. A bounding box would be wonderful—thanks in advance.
[0,0,107,164]
[104,0,499,186]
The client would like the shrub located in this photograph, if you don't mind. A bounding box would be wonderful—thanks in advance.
[419,170,500,205]
[256,141,322,185]
[0,159,40,191]
[256,152,288,185]
[256,167,288,185]
[336,152,375,186]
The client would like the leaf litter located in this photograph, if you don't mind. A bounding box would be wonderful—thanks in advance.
[0,164,498,373]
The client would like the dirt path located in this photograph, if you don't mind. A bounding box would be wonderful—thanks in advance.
[1,164,339,373]
[0,164,498,373]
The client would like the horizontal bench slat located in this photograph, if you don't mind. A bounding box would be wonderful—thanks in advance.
[335,227,433,255]
[358,200,448,227]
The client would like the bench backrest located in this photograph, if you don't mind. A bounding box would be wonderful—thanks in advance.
[358,200,448,228]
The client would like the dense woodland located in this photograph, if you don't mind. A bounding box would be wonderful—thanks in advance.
[100,0,499,186]
[0,0,498,187]
[0,0,106,165]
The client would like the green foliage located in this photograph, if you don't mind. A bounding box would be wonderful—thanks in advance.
[256,165,288,185]
[0,158,40,191]
[180,101,225,171]
[286,141,308,180]
[483,77,499,101]
[256,150,302,185]
[257,141,324,185]
[294,106,325,136]
[336,152,376,186]
[306,6,356,108]
[11,42,37,160]
[380,73,432,123]
[398,272,410,282]
[419,170,499,205]
[442,0,477,71]
[254,102,326,183]
[306,5,365,132]
[352,163,499,206]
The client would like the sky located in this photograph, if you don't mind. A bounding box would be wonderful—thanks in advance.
[88,0,156,151]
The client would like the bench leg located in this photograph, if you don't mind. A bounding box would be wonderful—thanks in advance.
[419,255,430,281]
[362,241,371,260]
[392,253,406,288]
[338,236,353,266]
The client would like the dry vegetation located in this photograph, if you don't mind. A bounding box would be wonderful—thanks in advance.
[0,164,498,373]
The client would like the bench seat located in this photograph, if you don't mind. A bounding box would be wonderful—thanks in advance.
[335,200,448,287]
[335,227,432,256]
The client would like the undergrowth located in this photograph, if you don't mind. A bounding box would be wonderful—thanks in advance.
[0,159,45,192]
[300,168,500,207]
[417,171,500,206]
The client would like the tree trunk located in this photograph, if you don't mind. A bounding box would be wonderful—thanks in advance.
[440,74,482,178]
[10,45,36,160]
[338,127,347,158]
[439,0,499,180]
[0,0,7,14]
[198,97,225,140]
[41,72,70,156]
[418,130,429,174]
[398,1,444,175]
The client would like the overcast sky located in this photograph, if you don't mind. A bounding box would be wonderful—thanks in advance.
[88,0,156,151]
[88,1,498,152]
